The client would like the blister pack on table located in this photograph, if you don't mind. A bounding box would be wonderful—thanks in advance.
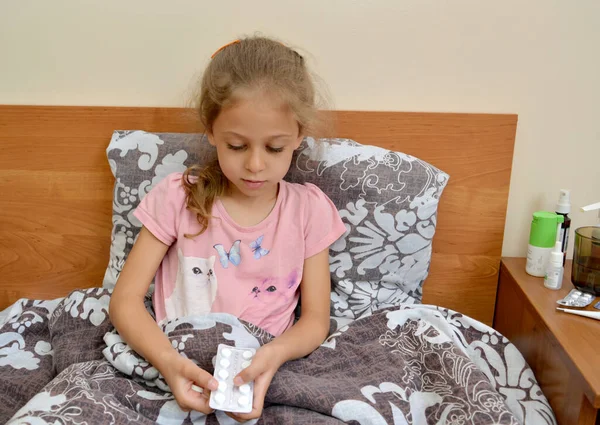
[556,289,595,308]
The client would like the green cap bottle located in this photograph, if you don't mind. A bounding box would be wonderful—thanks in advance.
[526,211,565,277]
[529,211,564,248]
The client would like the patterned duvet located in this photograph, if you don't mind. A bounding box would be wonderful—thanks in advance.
[1,288,556,424]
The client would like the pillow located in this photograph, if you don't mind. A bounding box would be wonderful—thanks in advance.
[104,131,449,319]
[103,131,213,290]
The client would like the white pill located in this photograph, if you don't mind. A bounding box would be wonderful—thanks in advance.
[242,350,253,359]
[191,384,203,393]
[239,384,250,394]
[221,348,232,357]
[218,369,229,379]
[214,393,226,404]
[219,358,231,368]
[218,381,228,392]
[241,360,251,369]
[238,395,250,406]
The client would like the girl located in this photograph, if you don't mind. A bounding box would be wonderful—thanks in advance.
[108,36,345,422]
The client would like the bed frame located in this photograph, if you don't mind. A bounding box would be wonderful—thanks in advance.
[0,106,517,325]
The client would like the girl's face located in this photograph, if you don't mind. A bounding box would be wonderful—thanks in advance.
[208,91,303,202]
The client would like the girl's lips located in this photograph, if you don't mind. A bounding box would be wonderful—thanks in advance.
[242,179,266,189]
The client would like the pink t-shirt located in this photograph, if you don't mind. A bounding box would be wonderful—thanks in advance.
[133,172,345,336]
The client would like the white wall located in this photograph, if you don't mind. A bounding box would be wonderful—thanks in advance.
[1,0,599,258]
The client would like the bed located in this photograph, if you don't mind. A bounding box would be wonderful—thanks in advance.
[0,106,556,424]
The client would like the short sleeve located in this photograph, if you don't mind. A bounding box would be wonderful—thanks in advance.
[303,183,346,259]
[133,172,187,246]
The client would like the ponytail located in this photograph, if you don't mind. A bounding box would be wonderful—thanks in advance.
[182,160,227,238]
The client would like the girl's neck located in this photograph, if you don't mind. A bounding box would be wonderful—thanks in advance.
[219,183,280,228]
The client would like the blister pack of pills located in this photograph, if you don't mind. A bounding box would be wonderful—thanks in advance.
[208,344,255,413]
[556,289,595,308]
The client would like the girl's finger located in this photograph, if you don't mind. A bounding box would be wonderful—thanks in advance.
[249,372,273,413]
[182,361,219,391]
[233,355,267,386]
[225,411,250,423]
[176,384,213,414]
[190,383,210,399]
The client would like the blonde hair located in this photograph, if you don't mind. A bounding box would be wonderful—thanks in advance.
[183,36,320,236]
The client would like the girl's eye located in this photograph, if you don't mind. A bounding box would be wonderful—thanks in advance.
[227,144,245,151]
[267,146,284,153]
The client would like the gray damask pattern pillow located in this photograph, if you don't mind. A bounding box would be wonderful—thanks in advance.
[104,131,449,320]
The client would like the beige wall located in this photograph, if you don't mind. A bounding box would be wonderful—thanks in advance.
[1,0,599,258]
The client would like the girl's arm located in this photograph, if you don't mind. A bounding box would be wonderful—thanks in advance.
[261,247,332,362]
[109,227,172,368]
[109,227,217,412]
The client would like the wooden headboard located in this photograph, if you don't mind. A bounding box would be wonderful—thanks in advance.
[0,106,517,325]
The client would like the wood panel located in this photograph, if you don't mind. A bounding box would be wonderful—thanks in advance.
[0,105,517,325]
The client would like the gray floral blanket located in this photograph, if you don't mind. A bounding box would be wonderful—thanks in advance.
[1,289,556,425]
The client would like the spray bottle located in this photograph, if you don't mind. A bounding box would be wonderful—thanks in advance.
[555,189,571,266]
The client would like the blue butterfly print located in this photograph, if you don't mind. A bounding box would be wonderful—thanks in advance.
[250,235,270,259]
[213,240,241,269]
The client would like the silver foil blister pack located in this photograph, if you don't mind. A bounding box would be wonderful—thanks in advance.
[556,289,595,308]
[208,344,255,413]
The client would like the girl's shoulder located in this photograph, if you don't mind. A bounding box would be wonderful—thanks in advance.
[280,181,345,258]
[147,172,189,198]
[281,180,329,201]
[134,172,192,246]
[138,172,191,215]
[280,180,338,213]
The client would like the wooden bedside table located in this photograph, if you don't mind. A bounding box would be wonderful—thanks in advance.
[494,257,600,425]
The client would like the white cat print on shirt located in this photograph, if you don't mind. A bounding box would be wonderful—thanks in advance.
[164,249,218,319]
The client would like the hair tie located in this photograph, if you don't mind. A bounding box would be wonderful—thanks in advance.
[211,39,302,62]
[211,40,240,59]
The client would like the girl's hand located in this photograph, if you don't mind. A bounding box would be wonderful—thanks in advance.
[225,344,284,422]
[161,353,219,414]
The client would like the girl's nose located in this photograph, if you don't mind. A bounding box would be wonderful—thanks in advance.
[245,150,266,173]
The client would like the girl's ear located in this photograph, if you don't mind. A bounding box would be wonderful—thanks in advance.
[293,133,304,149]
[207,131,216,147]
